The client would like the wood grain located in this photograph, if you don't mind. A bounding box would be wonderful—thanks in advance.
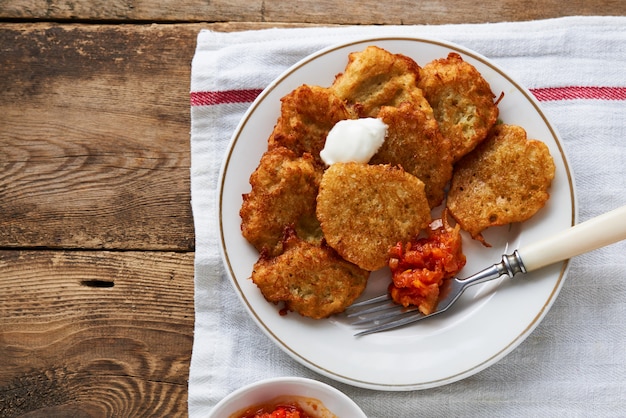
[1,0,624,23]
[0,23,201,250]
[0,250,194,417]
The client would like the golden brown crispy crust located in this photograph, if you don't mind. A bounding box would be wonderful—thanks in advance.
[251,231,369,319]
[370,102,453,208]
[267,84,353,166]
[240,147,323,257]
[241,46,557,319]
[331,46,433,118]
[316,162,432,271]
[446,124,556,245]
[418,52,499,163]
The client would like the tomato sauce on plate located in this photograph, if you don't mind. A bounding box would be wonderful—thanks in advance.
[388,212,466,315]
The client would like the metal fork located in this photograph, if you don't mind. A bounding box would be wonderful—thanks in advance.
[346,204,626,336]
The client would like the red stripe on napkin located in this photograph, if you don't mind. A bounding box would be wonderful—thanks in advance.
[530,86,626,101]
[190,89,263,106]
[190,86,626,106]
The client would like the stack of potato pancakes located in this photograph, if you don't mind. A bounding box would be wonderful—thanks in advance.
[240,46,555,319]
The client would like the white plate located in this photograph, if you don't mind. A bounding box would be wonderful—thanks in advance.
[218,37,576,391]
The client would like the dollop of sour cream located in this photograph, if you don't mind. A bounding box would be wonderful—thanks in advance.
[320,118,388,165]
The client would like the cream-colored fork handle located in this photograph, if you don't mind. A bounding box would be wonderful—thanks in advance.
[518,205,626,272]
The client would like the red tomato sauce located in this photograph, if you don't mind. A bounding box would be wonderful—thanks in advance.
[230,395,338,418]
[235,403,313,418]
[388,211,466,315]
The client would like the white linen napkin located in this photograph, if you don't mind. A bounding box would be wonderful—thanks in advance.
[189,16,626,417]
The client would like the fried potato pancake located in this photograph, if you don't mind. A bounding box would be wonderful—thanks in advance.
[267,84,353,165]
[418,52,499,163]
[240,147,323,257]
[447,124,556,245]
[251,231,369,319]
[331,45,433,118]
[316,162,432,271]
[370,102,453,208]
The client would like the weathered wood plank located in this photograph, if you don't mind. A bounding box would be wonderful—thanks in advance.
[1,0,624,23]
[0,249,194,417]
[0,23,200,250]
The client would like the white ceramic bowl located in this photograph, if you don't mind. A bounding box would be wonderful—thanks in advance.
[208,377,367,418]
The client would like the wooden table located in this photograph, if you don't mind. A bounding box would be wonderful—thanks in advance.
[1,1,624,416]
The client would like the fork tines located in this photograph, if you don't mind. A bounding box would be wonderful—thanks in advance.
[345,294,425,335]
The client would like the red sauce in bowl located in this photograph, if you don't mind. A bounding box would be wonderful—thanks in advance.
[230,396,337,418]
[235,403,313,418]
